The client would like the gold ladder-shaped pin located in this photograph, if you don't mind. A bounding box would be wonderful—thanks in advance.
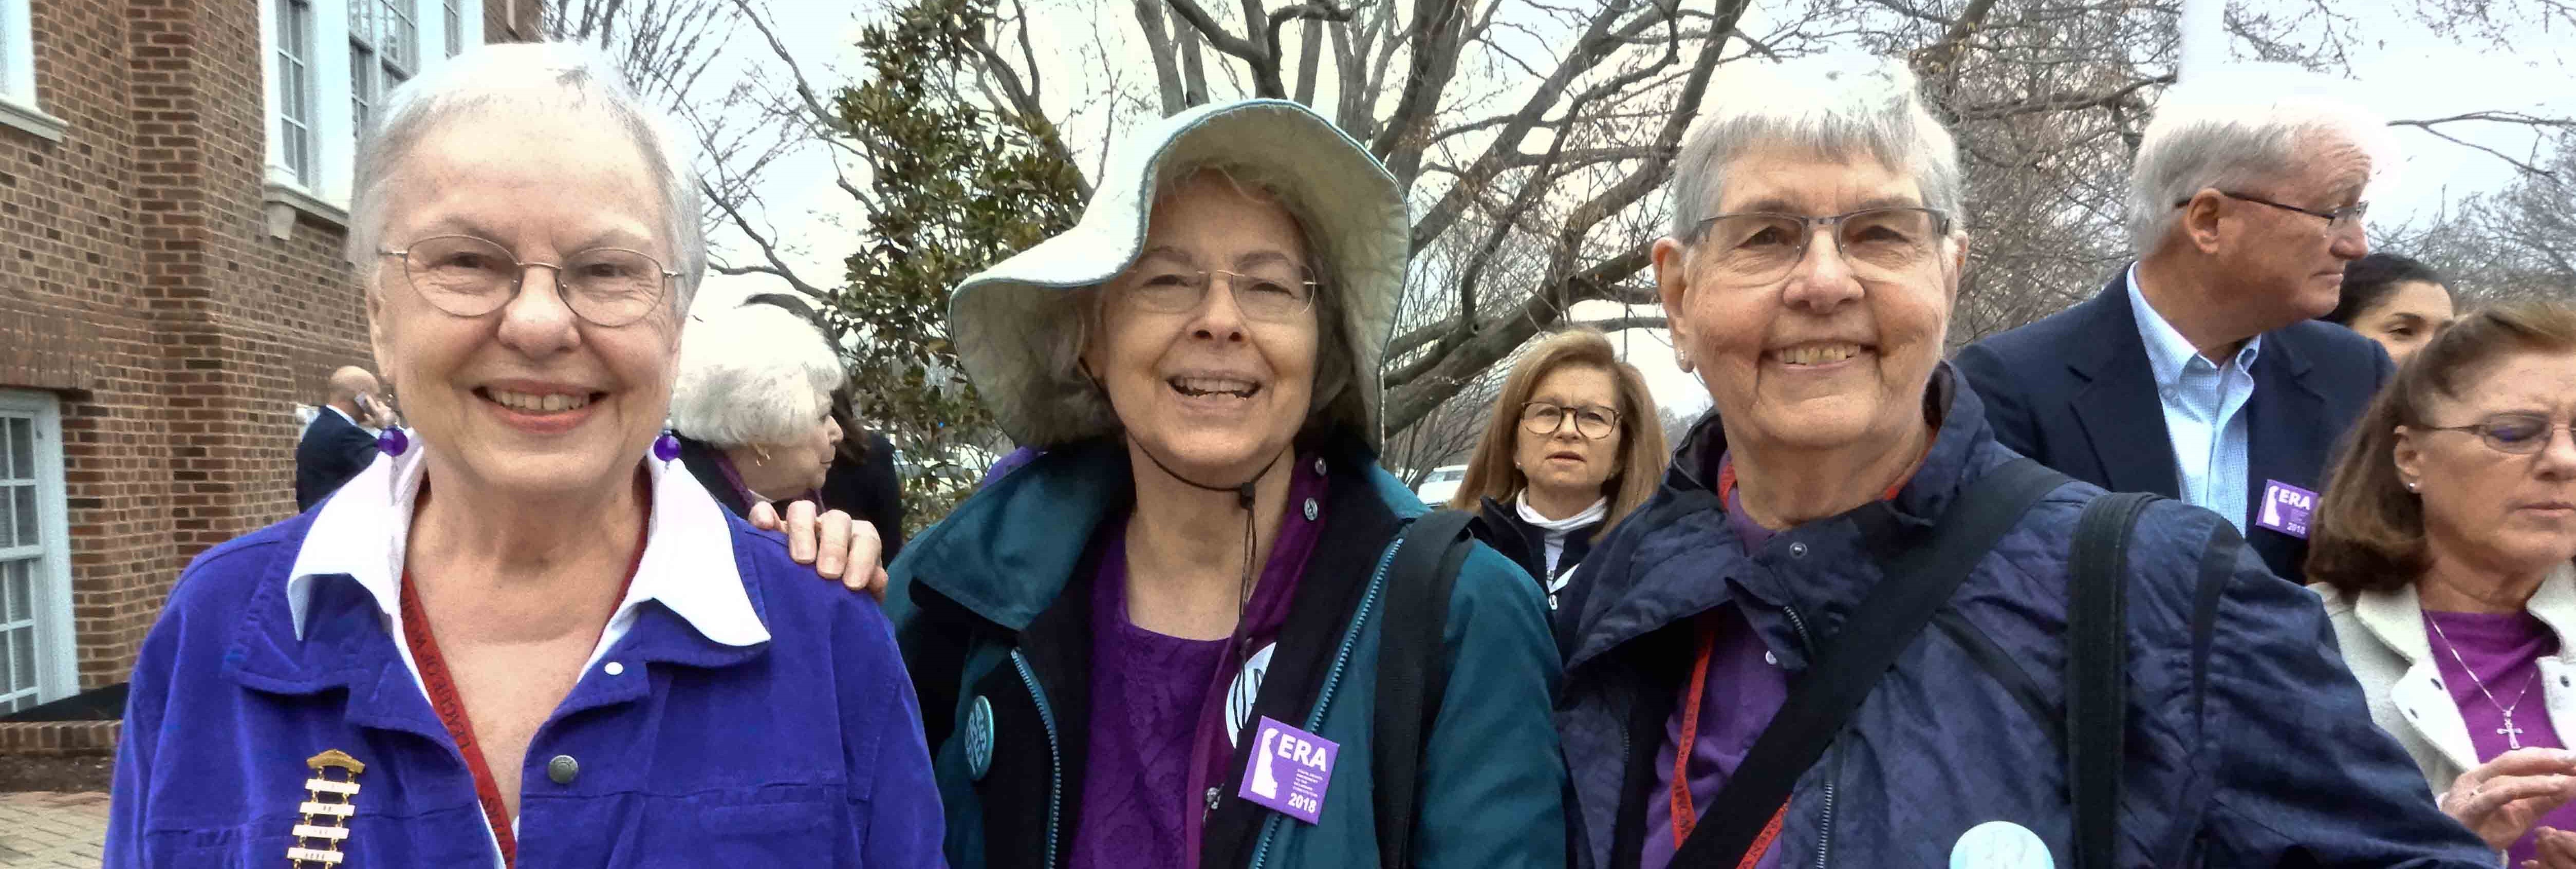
[289,749,365,867]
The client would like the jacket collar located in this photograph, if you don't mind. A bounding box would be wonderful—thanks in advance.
[1566,364,1991,671]
[2353,563,2576,668]
[268,444,770,675]
[2346,562,2576,775]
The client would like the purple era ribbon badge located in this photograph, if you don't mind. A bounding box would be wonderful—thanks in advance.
[1239,715,1337,825]
[2255,479,2318,539]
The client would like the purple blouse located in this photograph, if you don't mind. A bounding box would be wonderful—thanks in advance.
[2424,608,2574,865]
[1067,454,1332,869]
[1639,467,1790,869]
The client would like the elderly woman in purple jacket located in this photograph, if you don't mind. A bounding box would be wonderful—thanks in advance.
[105,44,937,866]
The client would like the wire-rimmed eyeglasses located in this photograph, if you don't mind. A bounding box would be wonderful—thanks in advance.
[2180,191,2369,234]
[378,235,680,328]
[1684,207,1954,287]
[2423,412,2576,455]
[1121,262,1321,323]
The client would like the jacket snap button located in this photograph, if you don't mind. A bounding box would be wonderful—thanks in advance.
[1313,458,1327,476]
[1303,498,1320,521]
[1787,542,1808,558]
[603,661,624,676]
[966,696,997,781]
[546,754,579,785]
[1764,651,1778,667]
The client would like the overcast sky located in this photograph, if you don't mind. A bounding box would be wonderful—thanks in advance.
[693,0,2576,421]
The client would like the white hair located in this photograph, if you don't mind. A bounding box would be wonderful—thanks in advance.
[347,42,706,311]
[2127,63,2397,253]
[1668,53,1963,238]
[670,305,844,447]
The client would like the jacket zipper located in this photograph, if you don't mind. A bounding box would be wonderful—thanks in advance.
[1243,542,1403,869]
[1781,606,1833,869]
[1011,649,1065,869]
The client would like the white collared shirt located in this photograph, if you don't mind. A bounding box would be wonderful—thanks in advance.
[281,444,771,863]
[2127,263,2262,533]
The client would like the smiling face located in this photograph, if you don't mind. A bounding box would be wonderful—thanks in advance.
[2395,349,2576,579]
[2351,280,2456,365]
[1651,148,1959,455]
[1512,364,1625,503]
[366,108,680,501]
[2212,131,2374,328]
[1084,171,1320,483]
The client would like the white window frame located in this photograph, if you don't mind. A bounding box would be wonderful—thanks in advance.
[0,0,66,142]
[258,0,480,233]
[275,0,318,189]
[0,389,76,712]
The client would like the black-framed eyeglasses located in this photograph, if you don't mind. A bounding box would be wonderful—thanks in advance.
[2424,412,2576,455]
[2181,191,2369,233]
[1122,263,1320,323]
[1521,401,1620,440]
[378,235,681,328]
[1684,207,1953,286]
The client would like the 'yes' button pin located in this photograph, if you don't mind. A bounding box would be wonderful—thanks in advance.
[1949,821,2053,869]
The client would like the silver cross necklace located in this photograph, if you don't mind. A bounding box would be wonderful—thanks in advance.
[2429,615,2544,749]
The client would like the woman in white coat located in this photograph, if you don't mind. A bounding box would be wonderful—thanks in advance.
[2311,301,2576,867]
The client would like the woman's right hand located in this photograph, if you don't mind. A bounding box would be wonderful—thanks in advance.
[2443,748,2576,852]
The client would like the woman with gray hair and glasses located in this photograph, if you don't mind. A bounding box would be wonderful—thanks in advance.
[1552,54,2490,867]
[106,43,938,866]
[889,99,1564,869]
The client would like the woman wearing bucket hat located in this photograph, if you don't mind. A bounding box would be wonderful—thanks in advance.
[887,99,1567,869]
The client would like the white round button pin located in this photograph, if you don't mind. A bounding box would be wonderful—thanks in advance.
[1949,821,2053,869]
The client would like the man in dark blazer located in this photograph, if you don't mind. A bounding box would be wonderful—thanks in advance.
[1957,76,2395,584]
[294,366,386,511]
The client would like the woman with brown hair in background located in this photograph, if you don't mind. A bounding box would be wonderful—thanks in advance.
[2308,301,2576,866]
[1450,328,1668,649]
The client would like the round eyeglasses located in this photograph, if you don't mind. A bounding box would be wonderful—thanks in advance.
[1521,401,1620,440]
[378,235,680,328]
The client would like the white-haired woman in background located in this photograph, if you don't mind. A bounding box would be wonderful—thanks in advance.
[106,44,938,866]
[1553,55,2488,867]
[671,301,846,517]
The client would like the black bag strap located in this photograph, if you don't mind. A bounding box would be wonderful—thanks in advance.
[1672,458,2069,866]
[1374,508,1476,869]
[2067,492,2155,869]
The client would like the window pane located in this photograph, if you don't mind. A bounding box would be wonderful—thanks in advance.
[1,416,23,479]
[2,559,23,621]
[8,627,33,700]
[0,486,15,550]
[10,485,30,547]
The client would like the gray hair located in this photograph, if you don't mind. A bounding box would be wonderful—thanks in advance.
[1668,54,1963,239]
[347,42,706,312]
[1031,161,1362,445]
[2127,64,2394,253]
[670,304,844,447]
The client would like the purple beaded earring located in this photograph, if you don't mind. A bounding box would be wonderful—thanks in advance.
[653,430,681,464]
[376,426,410,457]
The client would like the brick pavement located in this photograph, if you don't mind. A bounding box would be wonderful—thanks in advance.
[0,792,108,867]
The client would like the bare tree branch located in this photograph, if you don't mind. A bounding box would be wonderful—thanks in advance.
[706,180,827,298]
[1136,0,1188,115]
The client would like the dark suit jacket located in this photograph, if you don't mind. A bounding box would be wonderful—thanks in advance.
[676,435,755,518]
[1954,268,2395,583]
[293,408,379,512]
[819,431,905,563]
